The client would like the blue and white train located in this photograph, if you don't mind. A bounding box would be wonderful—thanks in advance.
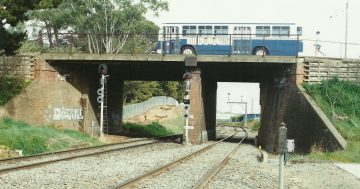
[157,22,303,56]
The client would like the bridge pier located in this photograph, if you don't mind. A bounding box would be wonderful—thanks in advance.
[186,68,205,144]
[107,77,124,132]
[202,78,217,141]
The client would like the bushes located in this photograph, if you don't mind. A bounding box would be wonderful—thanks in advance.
[122,122,174,137]
[304,77,360,118]
[0,76,28,106]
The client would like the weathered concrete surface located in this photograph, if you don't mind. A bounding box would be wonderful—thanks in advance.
[1,58,100,135]
[335,163,360,179]
[4,80,83,128]
[187,68,204,144]
[289,85,347,151]
[37,53,297,64]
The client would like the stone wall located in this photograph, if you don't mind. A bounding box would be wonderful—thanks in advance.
[301,57,360,83]
[0,55,34,80]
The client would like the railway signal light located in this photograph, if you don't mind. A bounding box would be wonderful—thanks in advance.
[183,99,190,104]
[98,64,107,75]
[183,80,191,118]
[183,70,194,143]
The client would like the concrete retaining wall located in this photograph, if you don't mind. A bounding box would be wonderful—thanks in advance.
[283,85,346,152]
[0,57,100,136]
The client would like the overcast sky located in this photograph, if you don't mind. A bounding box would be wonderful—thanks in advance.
[147,0,360,115]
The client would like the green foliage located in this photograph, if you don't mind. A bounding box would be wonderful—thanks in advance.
[251,120,261,132]
[158,81,186,103]
[123,81,185,104]
[305,77,360,120]
[303,78,360,162]
[44,0,168,53]
[123,81,161,104]
[0,76,28,106]
[0,0,42,55]
[19,40,44,52]
[0,118,100,155]
[231,115,244,122]
[122,122,173,137]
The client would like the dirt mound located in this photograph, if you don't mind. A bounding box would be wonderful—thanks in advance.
[124,105,182,124]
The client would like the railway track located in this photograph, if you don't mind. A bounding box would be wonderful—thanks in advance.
[109,128,247,189]
[0,134,182,175]
[194,127,248,188]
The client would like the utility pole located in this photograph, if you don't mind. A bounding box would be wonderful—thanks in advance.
[345,0,349,58]
[227,101,247,127]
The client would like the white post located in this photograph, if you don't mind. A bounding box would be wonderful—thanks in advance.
[185,117,189,143]
[279,153,285,189]
[91,121,94,137]
[244,102,248,127]
[99,75,105,138]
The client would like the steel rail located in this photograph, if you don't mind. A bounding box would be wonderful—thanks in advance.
[109,131,239,189]
[193,127,248,189]
[0,134,182,175]
[0,134,181,163]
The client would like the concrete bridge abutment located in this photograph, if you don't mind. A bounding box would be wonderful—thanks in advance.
[1,54,348,152]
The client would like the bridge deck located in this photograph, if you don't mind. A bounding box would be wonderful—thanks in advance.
[32,53,298,64]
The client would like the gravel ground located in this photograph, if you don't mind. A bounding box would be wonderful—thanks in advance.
[0,142,208,189]
[133,142,238,189]
[0,126,359,189]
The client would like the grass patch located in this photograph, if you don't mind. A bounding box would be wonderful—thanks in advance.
[300,78,360,162]
[161,114,184,134]
[122,122,174,137]
[0,118,100,156]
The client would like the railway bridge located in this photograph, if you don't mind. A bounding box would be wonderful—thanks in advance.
[2,53,355,152]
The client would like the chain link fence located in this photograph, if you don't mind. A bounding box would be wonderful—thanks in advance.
[123,96,179,119]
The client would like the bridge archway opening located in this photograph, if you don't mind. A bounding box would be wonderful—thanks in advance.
[215,82,261,143]
[107,80,185,138]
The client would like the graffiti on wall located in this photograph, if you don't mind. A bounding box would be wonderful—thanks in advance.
[52,107,84,121]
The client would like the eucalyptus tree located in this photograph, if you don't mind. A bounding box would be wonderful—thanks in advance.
[26,0,66,47]
[61,0,168,53]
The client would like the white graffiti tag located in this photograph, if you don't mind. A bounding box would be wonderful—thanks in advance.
[52,107,84,121]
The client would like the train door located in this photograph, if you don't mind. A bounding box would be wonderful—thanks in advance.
[232,27,252,55]
[162,26,180,54]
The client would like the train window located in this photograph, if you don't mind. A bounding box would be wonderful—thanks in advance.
[214,26,228,35]
[256,26,270,37]
[199,26,212,35]
[272,26,290,37]
[183,25,197,36]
